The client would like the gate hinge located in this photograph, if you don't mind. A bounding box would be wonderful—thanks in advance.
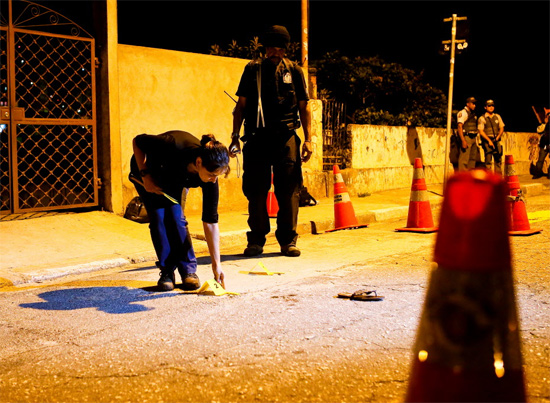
[94,57,100,68]
[96,177,103,189]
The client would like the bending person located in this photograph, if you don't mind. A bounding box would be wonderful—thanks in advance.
[130,130,230,291]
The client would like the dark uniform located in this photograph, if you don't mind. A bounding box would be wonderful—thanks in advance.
[478,106,505,174]
[457,102,479,171]
[533,114,550,179]
[236,57,309,249]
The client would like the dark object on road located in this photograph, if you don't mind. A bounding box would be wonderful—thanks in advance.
[124,196,149,223]
[337,289,384,301]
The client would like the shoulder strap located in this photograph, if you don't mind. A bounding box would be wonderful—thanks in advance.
[256,62,265,129]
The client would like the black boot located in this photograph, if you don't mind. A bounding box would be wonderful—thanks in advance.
[156,262,175,291]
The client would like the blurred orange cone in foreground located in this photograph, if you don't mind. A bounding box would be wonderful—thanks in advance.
[396,158,438,233]
[504,154,542,236]
[405,170,526,403]
[326,165,368,232]
[267,173,278,218]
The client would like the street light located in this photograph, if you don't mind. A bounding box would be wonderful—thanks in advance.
[442,14,468,186]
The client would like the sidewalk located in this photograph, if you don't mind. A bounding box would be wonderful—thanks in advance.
[1,175,548,287]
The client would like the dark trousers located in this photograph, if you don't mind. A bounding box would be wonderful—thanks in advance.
[242,129,302,247]
[130,159,197,274]
[535,145,549,175]
[481,138,503,174]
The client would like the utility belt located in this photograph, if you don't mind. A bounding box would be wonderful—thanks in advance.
[242,118,299,142]
[464,132,478,139]
[481,137,503,156]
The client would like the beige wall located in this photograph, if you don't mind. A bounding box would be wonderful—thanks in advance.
[116,45,322,214]
[100,1,544,217]
[117,45,249,214]
[112,40,541,211]
[345,124,540,196]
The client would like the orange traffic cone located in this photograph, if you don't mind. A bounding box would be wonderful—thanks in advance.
[396,158,438,233]
[504,154,542,236]
[267,173,278,218]
[405,170,526,403]
[326,165,368,232]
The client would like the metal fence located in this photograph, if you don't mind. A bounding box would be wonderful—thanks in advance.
[0,0,97,214]
[322,99,349,171]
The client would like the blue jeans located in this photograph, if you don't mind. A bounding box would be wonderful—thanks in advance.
[130,163,197,274]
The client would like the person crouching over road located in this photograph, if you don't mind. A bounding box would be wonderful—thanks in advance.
[478,99,505,174]
[130,131,230,291]
[457,97,479,171]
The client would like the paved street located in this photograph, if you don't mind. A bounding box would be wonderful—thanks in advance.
[1,193,549,403]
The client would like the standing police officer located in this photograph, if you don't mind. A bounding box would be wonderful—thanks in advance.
[229,25,312,257]
[533,108,550,179]
[478,99,505,174]
[457,97,479,171]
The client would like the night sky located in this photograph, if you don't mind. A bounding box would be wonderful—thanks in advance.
[28,0,550,131]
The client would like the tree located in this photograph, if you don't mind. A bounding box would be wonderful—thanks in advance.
[313,51,447,128]
[210,38,301,61]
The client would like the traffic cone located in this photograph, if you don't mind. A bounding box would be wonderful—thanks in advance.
[504,154,542,236]
[326,165,368,232]
[267,173,278,218]
[405,170,526,403]
[396,158,438,233]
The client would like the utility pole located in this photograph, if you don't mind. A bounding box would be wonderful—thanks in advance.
[442,14,467,185]
[301,0,309,81]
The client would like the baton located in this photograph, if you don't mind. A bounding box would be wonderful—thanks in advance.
[224,90,237,104]
[532,106,543,124]
[129,174,179,204]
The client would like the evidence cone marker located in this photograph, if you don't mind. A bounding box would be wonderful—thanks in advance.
[326,165,368,232]
[504,154,542,236]
[405,170,526,402]
[239,261,284,276]
[185,279,239,296]
[396,158,438,233]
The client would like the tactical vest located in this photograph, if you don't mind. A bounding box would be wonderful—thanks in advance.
[482,114,501,138]
[246,58,300,132]
[462,108,478,133]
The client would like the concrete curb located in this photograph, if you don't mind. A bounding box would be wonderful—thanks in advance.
[2,179,546,287]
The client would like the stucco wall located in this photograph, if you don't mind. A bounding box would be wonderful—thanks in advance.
[116,45,322,214]
[117,45,247,213]
[343,124,540,196]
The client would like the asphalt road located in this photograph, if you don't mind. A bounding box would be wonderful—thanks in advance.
[1,193,549,403]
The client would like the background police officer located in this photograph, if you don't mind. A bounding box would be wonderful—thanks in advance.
[230,25,312,257]
[533,108,550,179]
[478,99,505,174]
[456,97,479,171]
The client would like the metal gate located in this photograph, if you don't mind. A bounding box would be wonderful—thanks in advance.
[0,0,97,214]
[322,99,349,171]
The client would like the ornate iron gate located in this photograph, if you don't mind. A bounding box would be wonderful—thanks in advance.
[322,99,349,171]
[0,0,97,214]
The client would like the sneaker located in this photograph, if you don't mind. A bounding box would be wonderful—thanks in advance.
[181,273,201,291]
[281,244,301,257]
[157,270,175,291]
[244,244,263,257]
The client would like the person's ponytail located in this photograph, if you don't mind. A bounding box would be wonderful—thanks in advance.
[199,134,230,177]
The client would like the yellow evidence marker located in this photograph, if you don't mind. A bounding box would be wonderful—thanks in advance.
[239,261,284,276]
[184,279,239,296]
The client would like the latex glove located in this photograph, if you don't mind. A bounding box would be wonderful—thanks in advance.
[229,135,241,157]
